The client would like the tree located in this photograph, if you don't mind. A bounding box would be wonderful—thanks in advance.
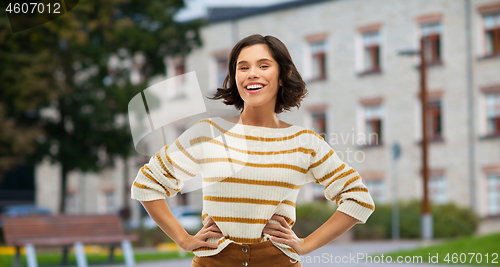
[0,0,206,213]
[0,8,59,184]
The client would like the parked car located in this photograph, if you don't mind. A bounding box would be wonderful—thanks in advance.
[0,204,52,227]
[140,205,203,232]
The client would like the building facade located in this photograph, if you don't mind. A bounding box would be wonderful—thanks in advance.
[34,0,500,230]
[182,0,500,219]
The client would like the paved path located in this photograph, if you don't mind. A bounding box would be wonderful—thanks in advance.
[98,240,481,267]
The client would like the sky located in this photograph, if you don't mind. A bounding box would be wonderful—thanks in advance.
[174,0,296,21]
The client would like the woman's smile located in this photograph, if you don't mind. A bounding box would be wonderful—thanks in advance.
[245,84,266,94]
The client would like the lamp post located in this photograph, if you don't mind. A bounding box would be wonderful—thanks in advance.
[392,142,401,240]
[398,37,432,240]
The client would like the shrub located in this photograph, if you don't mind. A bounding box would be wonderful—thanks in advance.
[432,202,479,237]
[353,199,480,240]
[294,202,335,238]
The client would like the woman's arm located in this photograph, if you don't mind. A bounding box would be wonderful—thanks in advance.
[140,199,223,252]
[140,199,189,246]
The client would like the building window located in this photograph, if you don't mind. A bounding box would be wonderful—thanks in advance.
[216,57,228,88]
[421,22,442,64]
[362,31,381,72]
[177,193,188,206]
[427,99,443,140]
[483,12,500,56]
[487,174,500,216]
[311,111,327,141]
[486,92,500,136]
[363,104,383,145]
[65,192,78,214]
[175,62,185,75]
[104,191,116,213]
[166,57,187,99]
[428,175,446,204]
[310,41,326,80]
[365,180,385,203]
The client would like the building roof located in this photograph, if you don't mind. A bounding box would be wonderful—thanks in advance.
[207,0,333,23]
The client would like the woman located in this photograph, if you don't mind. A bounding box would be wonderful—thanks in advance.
[131,34,375,267]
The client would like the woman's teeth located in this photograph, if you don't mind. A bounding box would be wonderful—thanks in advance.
[247,85,264,90]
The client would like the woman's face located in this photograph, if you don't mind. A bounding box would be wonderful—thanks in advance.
[235,44,281,111]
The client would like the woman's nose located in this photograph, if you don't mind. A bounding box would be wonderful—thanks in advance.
[248,66,260,78]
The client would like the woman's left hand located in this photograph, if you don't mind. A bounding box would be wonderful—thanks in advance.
[263,214,308,255]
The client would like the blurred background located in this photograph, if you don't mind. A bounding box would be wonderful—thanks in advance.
[1,0,500,265]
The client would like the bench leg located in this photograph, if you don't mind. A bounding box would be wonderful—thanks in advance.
[108,244,115,263]
[61,246,69,266]
[73,242,88,267]
[13,246,21,267]
[24,244,38,267]
[121,240,136,267]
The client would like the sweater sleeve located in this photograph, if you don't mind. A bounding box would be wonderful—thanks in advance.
[306,137,375,224]
[130,121,202,201]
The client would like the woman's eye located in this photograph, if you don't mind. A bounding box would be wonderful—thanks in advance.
[239,66,268,70]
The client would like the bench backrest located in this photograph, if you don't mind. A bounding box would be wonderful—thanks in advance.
[1,214,126,246]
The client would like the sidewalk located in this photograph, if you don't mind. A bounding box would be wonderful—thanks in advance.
[102,239,480,267]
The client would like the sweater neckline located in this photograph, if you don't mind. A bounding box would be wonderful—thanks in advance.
[214,117,298,132]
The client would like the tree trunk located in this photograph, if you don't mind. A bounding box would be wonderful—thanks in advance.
[59,164,68,214]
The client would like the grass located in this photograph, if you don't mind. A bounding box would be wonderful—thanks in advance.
[370,232,500,266]
[0,250,194,267]
[3,232,499,267]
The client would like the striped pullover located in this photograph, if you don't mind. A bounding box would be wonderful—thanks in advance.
[130,117,375,262]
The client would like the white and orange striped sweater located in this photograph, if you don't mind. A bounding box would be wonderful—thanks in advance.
[131,117,375,262]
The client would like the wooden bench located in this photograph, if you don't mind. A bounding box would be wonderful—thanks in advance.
[1,214,138,267]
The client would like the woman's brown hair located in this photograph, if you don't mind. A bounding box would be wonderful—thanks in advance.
[206,34,308,114]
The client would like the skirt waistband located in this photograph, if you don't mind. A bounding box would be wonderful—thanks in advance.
[191,240,301,267]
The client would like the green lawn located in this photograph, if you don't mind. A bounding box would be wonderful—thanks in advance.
[371,232,500,266]
[0,250,194,267]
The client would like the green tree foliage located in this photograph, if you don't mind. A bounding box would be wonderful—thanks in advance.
[0,0,206,213]
[0,8,59,179]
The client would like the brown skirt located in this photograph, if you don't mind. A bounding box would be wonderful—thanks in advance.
[191,240,302,267]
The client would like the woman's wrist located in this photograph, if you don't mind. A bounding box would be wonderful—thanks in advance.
[178,232,192,251]
[303,237,314,255]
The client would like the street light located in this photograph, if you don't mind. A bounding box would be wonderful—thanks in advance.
[398,38,432,240]
[392,142,401,240]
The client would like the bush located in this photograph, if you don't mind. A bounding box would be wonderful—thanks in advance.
[294,202,335,238]
[353,199,480,240]
[432,202,479,237]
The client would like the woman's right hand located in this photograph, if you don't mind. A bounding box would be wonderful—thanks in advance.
[181,218,224,252]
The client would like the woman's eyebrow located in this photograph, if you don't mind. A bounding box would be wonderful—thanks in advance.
[237,58,273,65]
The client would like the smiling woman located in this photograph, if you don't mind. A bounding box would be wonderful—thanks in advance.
[131,34,375,267]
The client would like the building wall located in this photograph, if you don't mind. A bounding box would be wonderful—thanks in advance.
[185,0,500,216]
[34,0,500,220]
